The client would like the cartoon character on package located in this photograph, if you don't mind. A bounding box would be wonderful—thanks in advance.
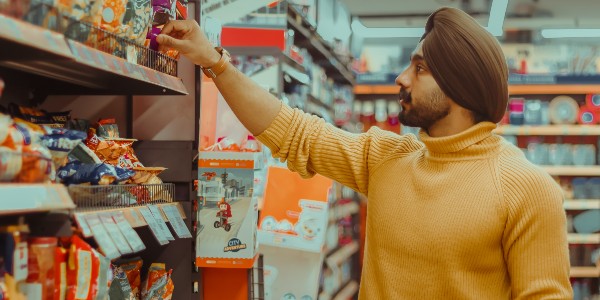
[214,198,232,232]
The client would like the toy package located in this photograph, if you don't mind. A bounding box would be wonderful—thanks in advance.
[196,153,260,268]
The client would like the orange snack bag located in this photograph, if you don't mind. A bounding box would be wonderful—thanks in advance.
[67,236,99,300]
[116,257,143,299]
[54,247,68,300]
[141,263,174,300]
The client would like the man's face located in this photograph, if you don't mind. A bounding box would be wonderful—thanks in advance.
[396,41,450,129]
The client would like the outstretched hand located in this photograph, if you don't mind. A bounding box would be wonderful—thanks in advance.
[157,20,221,67]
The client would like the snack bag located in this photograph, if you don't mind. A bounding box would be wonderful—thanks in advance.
[41,128,87,170]
[26,237,57,300]
[141,263,173,300]
[109,265,135,300]
[57,161,134,185]
[67,236,100,300]
[125,0,152,45]
[115,257,143,299]
[96,118,120,139]
[54,247,68,300]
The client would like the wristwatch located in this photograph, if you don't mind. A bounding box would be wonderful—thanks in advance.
[202,47,231,79]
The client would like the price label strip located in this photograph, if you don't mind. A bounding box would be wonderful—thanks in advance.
[138,206,169,245]
[148,205,175,241]
[0,16,24,41]
[74,213,93,238]
[162,205,192,239]
[85,214,120,260]
[99,213,133,255]
[112,212,146,253]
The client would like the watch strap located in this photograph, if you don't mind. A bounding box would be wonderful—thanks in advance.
[202,47,230,79]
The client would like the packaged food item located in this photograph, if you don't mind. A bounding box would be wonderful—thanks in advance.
[94,249,111,300]
[0,147,23,182]
[141,263,173,300]
[67,236,100,300]
[57,161,134,185]
[96,118,120,139]
[0,0,30,18]
[114,257,143,299]
[41,128,87,169]
[130,167,165,184]
[55,247,68,300]
[15,150,53,183]
[129,185,151,203]
[68,143,103,164]
[0,224,30,282]
[26,237,57,300]
[109,264,135,299]
[126,0,152,45]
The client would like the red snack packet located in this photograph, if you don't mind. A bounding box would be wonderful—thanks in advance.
[67,236,99,300]
[55,247,68,300]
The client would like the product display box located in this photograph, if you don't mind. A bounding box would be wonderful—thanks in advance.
[195,152,262,268]
[258,167,332,252]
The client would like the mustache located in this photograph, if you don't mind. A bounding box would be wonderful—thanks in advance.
[399,89,411,102]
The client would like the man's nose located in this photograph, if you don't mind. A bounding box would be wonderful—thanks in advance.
[396,68,411,88]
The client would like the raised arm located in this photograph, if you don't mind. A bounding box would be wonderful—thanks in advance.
[157,20,423,194]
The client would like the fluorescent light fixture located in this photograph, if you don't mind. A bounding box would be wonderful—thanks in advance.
[487,0,508,34]
[352,0,508,38]
[541,29,600,38]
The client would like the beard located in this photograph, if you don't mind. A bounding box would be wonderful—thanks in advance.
[398,87,450,129]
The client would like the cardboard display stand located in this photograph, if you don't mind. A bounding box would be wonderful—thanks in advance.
[258,167,333,300]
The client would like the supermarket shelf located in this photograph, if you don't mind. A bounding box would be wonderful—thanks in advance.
[0,15,187,95]
[333,280,359,300]
[74,202,186,228]
[494,125,600,136]
[564,200,600,210]
[354,84,600,96]
[570,267,600,278]
[0,184,76,216]
[287,6,355,85]
[327,241,359,266]
[354,84,398,95]
[567,233,600,244]
[282,63,310,85]
[329,202,360,222]
[542,166,600,176]
[509,84,600,95]
[282,53,306,73]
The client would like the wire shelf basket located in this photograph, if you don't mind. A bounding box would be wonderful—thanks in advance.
[22,3,177,76]
[68,183,175,211]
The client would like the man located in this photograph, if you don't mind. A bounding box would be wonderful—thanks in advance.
[158,7,572,299]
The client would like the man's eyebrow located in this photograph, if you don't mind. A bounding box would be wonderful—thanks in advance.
[411,53,425,62]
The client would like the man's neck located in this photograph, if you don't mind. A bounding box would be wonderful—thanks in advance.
[426,114,476,137]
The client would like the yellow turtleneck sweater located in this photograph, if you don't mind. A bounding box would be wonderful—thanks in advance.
[256,104,572,299]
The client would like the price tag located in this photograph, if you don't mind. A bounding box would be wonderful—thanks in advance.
[148,205,175,241]
[111,58,123,73]
[123,61,135,75]
[138,206,169,245]
[99,213,132,255]
[112,212,146,253]
[94,50,107,67]
[69,41,81,60]
[85,214,120,259]
[162,205,192,239]
[74,213,93,237]
[43,31,60,52]
[1,16,24,40]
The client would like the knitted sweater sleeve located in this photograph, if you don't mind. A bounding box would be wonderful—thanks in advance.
[256,104,421,195]
[499,158,573,299]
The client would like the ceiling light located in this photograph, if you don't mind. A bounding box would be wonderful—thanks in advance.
[541,29,600,38]
[352,0,509,38]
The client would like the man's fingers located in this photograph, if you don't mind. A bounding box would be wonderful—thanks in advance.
[157,34,185,52]
[160,20,193,36]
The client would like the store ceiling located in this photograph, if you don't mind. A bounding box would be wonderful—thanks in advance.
[342,0,600,30]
